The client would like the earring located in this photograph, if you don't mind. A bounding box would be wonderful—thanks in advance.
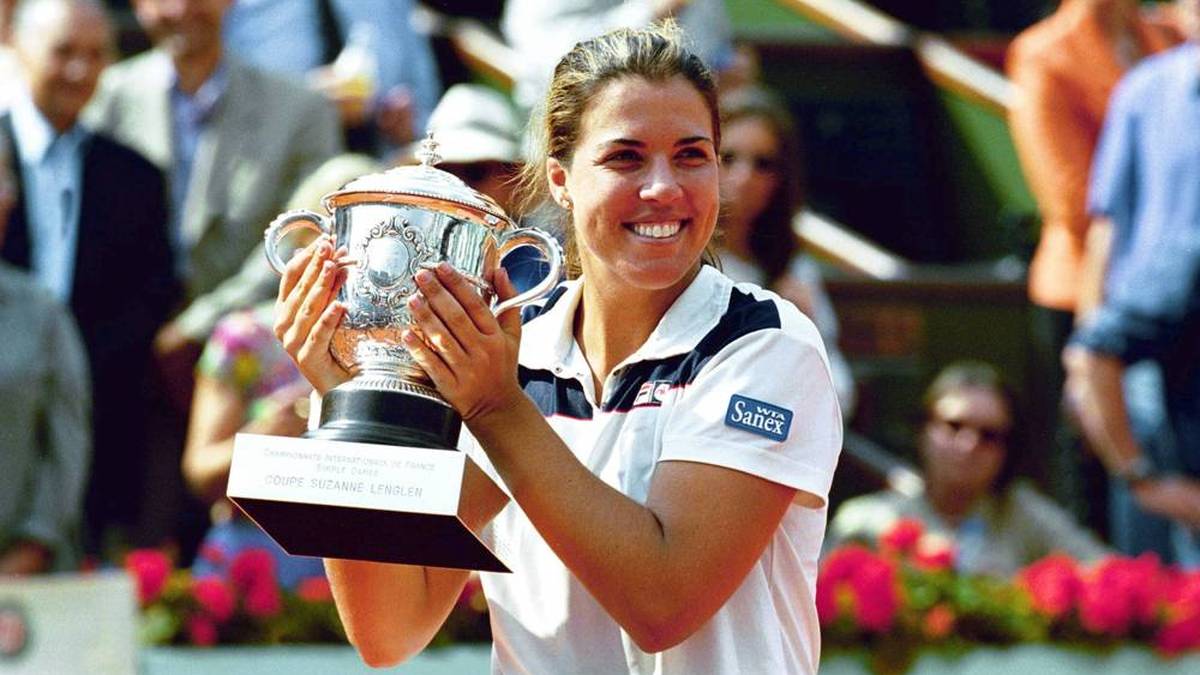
[562,197,573,211]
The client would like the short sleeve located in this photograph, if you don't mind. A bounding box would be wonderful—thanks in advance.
[1072,293,1187,364]
[660,320,843,505]
[1071,244,1200,362]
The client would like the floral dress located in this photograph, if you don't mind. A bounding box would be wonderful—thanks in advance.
[190,303,325,589]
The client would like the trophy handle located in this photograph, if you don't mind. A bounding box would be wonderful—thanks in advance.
[492,227,564,316]
[264,210,334,274]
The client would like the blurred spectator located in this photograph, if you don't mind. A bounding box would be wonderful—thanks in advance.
[222,0,441,155]
[1008,0,1177,317]
[1065,0,1200,568]
[0,0,19,109]
[0,0,177,556]
[717,86,855,415]
[500,0,733,112]
[0,131,91,575]
[86,0,343,402]
[827,362,1109,577]
[1006,0,1178,530]
[402,83,556,294]
[185,153,378,588]
[412,84,523,215]
[84,0,340,556]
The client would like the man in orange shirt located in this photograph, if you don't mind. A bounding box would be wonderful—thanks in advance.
[1006,0,1178,529]
[1009,0,1177,315]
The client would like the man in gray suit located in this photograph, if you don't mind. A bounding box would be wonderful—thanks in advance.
[87,0,342,395]
[85,0,341,553]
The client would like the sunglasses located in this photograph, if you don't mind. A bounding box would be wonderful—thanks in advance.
[719,151,781,175]
[932,418,1009,446]
[441,162,518,185]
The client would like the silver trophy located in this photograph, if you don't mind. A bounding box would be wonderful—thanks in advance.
[263,137,563,449]
[234,138,559,570]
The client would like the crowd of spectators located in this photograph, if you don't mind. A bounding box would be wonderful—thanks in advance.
[0,0,1197,590]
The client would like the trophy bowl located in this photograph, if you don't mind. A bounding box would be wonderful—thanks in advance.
[263,138,563,450]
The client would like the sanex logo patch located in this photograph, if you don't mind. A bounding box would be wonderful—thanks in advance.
[725,395,793,442]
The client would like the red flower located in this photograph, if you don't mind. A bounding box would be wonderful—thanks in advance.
[817,545,876,626]
[229,549,277,594]
[1157,613,1200,655]
[922,603,957,640]
[1078,554,1165,636]
[1157,569,1200,654]
[187,616,219,647]
[296,576,334,603]
[912,534,956,572]
[243,579,282,618]
[817,545,900,632]
[1018,554,1082,619]
[879,518,924,557]
[192,577,236,622]
[124,549,172,606]
[851,556,900,632]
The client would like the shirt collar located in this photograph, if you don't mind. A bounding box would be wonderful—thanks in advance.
[170,61,229,123]
[519,265,732,371]
[9,88,88,164]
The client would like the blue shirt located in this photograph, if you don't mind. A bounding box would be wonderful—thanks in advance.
[169,64,228,278]
[222,0,440,136]
[222,0,323,77]
[10,91,87,303]
[1088,43,1200,310]
[1077,44,1200,476]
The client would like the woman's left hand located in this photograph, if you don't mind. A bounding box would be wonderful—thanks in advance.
[404,262,524,421]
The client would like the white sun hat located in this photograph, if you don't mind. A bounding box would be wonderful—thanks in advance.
[420,84,524,165]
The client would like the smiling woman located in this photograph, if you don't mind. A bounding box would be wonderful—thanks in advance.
[546,75,719,304]
[274,22,843,674]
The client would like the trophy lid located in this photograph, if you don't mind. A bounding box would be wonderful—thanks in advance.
[325,134,512,225]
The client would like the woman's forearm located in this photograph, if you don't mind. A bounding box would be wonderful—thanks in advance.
[325,559,469,667]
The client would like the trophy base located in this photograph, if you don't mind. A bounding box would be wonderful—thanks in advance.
[231,498,509,572]
[309,387,462,449]
[227,433,510,573]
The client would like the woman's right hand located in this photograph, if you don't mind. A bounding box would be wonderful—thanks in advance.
[274,234,353,395]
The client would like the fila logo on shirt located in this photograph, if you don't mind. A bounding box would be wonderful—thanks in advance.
[725,395,793,442]
[633,380,673,408]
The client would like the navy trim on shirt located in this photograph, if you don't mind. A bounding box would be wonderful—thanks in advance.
[520,284,570,325]
[515,286,782,419]
[519,365,594,420]
[603,288,781,413]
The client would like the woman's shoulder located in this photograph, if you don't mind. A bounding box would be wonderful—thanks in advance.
[719,275,825,352]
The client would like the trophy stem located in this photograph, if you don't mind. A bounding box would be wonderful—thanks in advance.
[308,387,462,450]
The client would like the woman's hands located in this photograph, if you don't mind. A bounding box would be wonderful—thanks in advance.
[274,235,353,395]
[402,262,525,423]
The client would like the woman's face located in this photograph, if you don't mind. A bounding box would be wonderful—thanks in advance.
[719,115,781,236]
[919,385,1012,500]
[548,75,719,295]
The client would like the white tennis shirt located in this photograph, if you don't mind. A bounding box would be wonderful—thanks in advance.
[460,265,842,674]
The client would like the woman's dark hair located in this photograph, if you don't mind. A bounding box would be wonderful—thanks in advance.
[922,360,1025,492]
[718,85,803,287]
[517,21,721,279]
